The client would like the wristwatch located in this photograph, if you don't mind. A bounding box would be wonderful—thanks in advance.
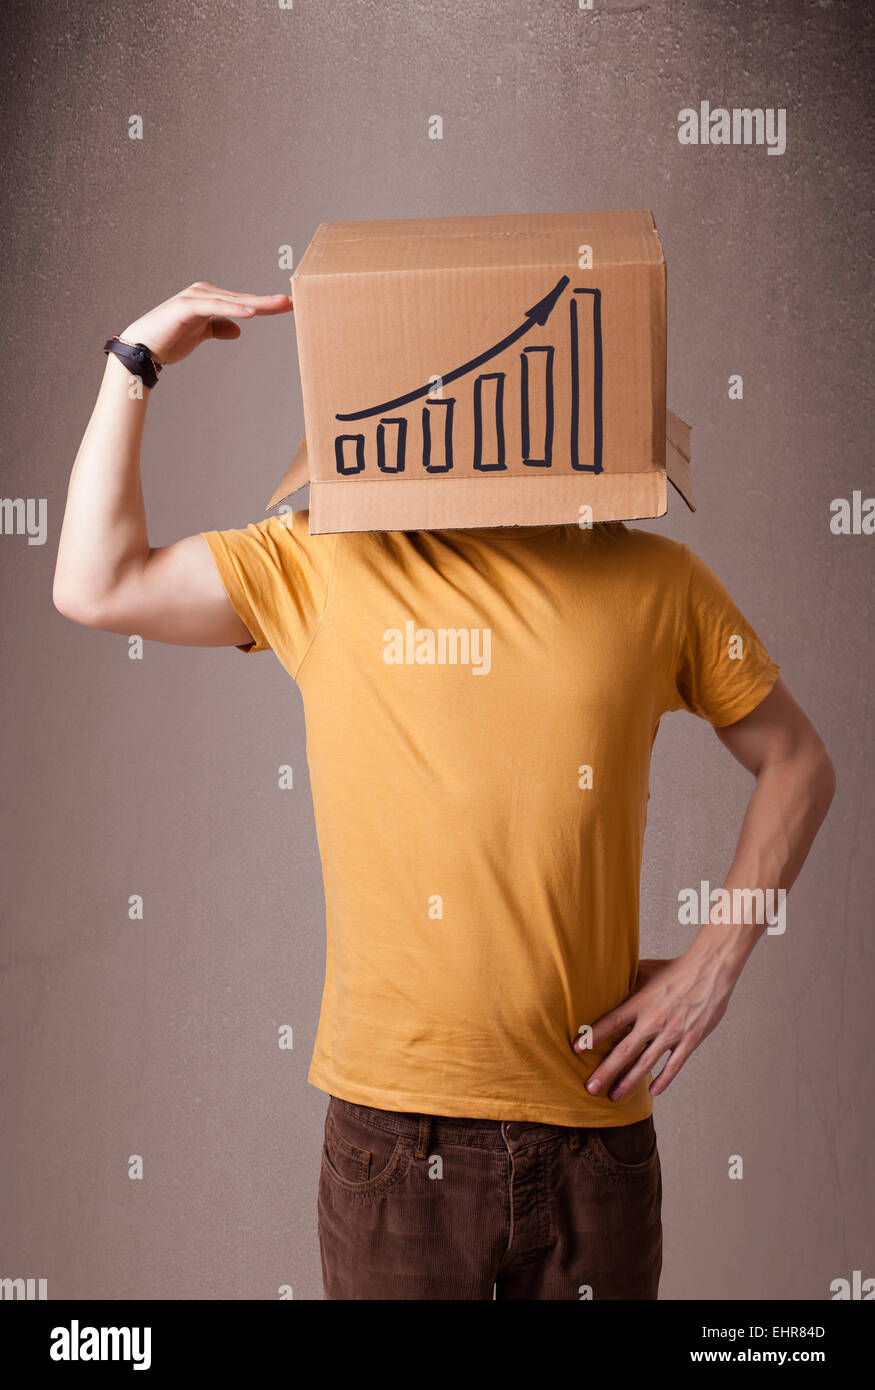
[103,334,163,389]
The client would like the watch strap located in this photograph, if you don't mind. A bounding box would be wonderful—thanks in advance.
[103,335,163,389]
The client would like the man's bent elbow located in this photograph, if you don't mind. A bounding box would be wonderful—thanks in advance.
[805,734,837,822]
[52,582,107,628]
[817,745,837,815]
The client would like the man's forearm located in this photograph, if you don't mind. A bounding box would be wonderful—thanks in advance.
[53,351,152,614]
[583,681,834,1100]
[689,739,836,978]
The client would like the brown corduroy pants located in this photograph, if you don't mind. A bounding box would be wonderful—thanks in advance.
[317,1095,663,1300]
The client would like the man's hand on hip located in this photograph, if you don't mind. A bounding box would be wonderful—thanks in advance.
[574,948,739,1102]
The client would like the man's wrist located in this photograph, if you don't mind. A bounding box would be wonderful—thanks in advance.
[104,333,163,390]
[102,349,153,405]
[687,915,762,983]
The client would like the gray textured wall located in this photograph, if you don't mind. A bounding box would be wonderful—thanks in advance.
[1,0,872,1300]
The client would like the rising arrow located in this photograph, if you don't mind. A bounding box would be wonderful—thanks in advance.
[335,274,570,422]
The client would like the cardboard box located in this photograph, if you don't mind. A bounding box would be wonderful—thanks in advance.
[265,211,695,531]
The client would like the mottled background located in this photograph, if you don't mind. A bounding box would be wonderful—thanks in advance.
[1,0,872,1300]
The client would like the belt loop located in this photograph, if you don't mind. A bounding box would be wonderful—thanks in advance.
[415,1115,432,1160]
[568,1126,581,1151]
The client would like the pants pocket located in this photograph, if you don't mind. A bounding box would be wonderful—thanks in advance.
[323,1113,371,1183]
[320,1099,415,1196]
[590,1116,658,1172]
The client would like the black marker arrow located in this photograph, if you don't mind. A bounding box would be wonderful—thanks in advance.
[335,274,570,422]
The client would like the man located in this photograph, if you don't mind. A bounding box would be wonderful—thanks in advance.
[53,282,835,1300]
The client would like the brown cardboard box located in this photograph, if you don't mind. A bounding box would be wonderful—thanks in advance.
[266,211,695,531]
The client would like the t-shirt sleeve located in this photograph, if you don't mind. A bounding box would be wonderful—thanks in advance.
[199,507,336,676]
[668,545,780,726]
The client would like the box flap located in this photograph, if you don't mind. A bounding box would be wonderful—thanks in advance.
[264,435,308,512]
[665,410,695,511]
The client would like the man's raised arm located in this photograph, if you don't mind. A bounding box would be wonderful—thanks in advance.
[52,282,293,646]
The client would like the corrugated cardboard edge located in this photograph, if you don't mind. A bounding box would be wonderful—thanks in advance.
[665,410,695,511]
[307,471,668,533]
[265,413,695,523]
[265,434,309,512]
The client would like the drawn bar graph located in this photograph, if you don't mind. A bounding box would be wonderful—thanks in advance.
[332,275,605,477]
[473,373,506,471]
[520,344,555,467]
[570,288,603,473]
[335,434,366,474]
[421,397,455,472]
[376,417,407,472]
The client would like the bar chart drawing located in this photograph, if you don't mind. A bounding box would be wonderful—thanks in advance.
[376,417,407,473]
[473,373,506,471]
[421,397,455,473]
[332,275,603,477]
[334,434,366,475]
[570,289,603,474]
[520,344,555,467]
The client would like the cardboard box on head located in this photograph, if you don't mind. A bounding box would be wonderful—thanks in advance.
[265,210,695,532]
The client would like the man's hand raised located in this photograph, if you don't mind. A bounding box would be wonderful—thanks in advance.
[121,282,293,366]
[53,280,294,644]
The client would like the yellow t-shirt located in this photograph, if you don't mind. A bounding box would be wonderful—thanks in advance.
[200,513,779,1126]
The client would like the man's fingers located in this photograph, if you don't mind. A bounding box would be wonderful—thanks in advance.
[189,282,273,297]
[583,1027,650,1096]
[207,317,243,341]
[578,1002,637,1052]
[605,1037,670,1102]
[187,284,293,315]
[648,1038,695,1096]
[188,298,271,320]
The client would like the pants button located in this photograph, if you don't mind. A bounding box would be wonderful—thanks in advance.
[505,1122,521,1141]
